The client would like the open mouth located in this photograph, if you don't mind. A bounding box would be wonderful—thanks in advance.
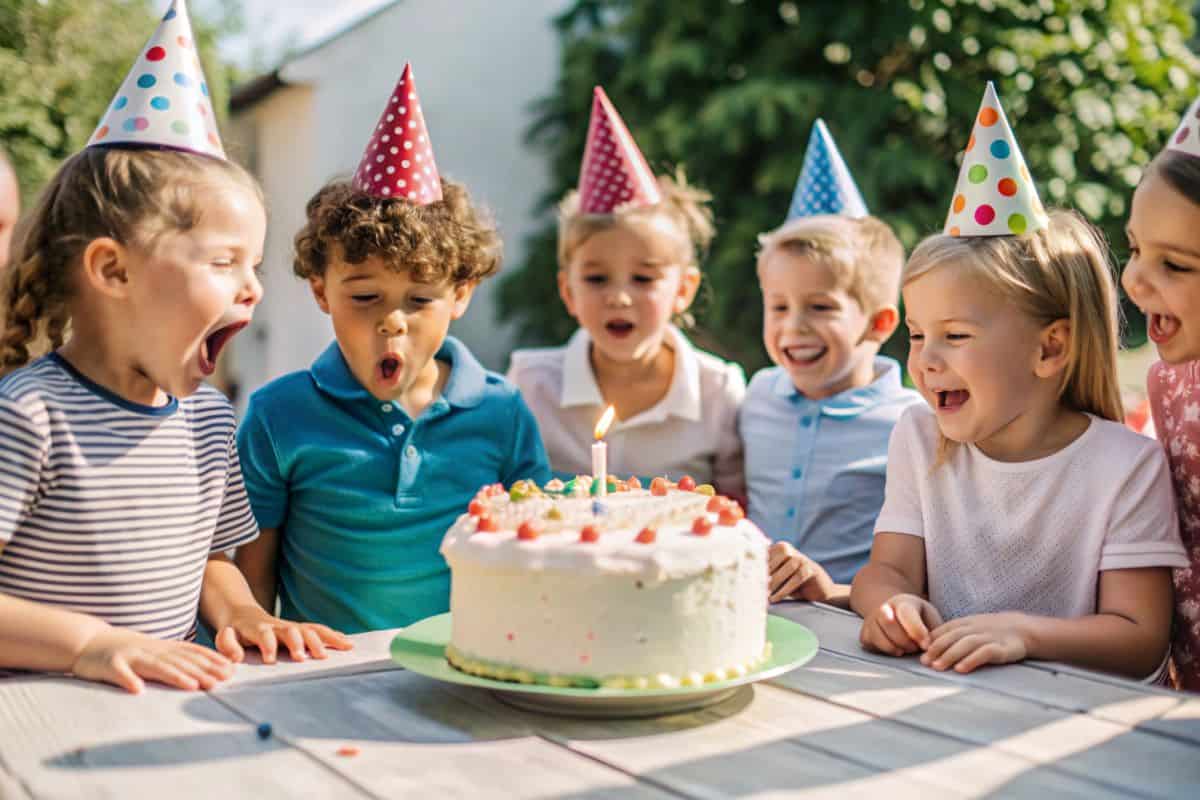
[936,389,970,411]
[605,320,635,338]
[199,322,247,376]
[1148,312,1181,345]
[782,345,827,367]
[377,354,403,384]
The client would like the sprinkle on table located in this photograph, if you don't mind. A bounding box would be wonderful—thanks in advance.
[256,722,272,740]
[336,745,361,757]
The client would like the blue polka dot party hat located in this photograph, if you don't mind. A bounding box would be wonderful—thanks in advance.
[944,82,1047,237]
[786,119,868,221]
[1165,95,1200,159]
[87,0,224,159]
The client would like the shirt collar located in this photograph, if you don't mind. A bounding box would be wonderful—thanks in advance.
[559,326,703,423]
[772,356,907,418]
[310,336,487,409]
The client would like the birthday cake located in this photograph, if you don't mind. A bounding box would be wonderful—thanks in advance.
[439,476,770,689]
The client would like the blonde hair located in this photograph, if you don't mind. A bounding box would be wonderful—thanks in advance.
[556,167,715,272]
[1,147,262,376]
[756,215,904,312]
[904,210,1123,446]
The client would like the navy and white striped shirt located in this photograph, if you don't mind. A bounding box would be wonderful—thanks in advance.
[0,354,258,641]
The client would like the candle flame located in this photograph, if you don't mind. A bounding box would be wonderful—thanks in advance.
[593,405,616,440]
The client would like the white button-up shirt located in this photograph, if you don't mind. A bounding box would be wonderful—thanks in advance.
[508,326,746,497]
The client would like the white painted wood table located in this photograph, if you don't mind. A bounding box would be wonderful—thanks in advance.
[2,602,1199,799]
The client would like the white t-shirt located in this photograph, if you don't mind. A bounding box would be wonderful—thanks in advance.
[508,326,746,496]
[875,404,1188,621]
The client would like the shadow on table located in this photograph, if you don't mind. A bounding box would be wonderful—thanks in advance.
[44,732,289,770]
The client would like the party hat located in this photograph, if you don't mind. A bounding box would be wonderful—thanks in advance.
[786,119,868,220]
[577,87,661,214]
[88,0,225,159]
[351,63,442,204]
[944,82,1047,237]
[1166,95,1200,159]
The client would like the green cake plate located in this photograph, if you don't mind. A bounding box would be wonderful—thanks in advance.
[390,613,818,718]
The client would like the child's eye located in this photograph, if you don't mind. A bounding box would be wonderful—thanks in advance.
[810,304,835,312]
[252,263,264,277]
[351,294,378,304]
[771,304,788,313]
[633,274,656,284]
[946,333,971,341]
[410,296,433,307]
[212,258,233,267]
[583,275,607,285]
[908,332,924,342]
[1165,259,1194,274]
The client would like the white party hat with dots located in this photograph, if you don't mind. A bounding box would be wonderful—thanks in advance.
[351,63,442,204]
[577,87,661,214]
[87,0,225,159]
[1166,95,1200,159]
[786,119,868,220]
[944,82,1047,237]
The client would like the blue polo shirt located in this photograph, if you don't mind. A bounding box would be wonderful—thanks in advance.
[739,357,922,584]
[237,336,550,633]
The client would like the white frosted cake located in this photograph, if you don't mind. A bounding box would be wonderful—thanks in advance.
[439,476,770,689]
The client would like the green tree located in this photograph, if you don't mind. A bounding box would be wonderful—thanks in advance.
[0,0,243,202]
[500,0,1200,372]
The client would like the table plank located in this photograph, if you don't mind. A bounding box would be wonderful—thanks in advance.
[221,628,400,688]
[212,668,673,799]
[776,602,1200,746]
[0,677,369,800]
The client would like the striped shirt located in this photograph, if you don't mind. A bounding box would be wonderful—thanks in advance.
[0,354,258,642]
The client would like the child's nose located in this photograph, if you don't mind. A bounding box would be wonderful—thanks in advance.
[238,270,264,308]
[378,310,407,336]
[605,287,633,308]
[1120,259,1147,304]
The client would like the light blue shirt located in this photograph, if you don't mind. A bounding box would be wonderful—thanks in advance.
[237,337,550,633]
[739,357,922,584]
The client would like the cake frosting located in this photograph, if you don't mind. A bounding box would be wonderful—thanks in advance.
[440,477,770,688]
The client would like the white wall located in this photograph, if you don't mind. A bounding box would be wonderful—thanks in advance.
[226,0,566,411]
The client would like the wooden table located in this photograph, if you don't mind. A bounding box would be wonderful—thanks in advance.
[2,602,1198,799]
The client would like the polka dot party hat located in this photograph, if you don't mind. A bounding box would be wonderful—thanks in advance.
[578,87,661,214]
[1165,94,1200,159]
[87,0,225,159]
[786,119,868,221]
[944,82,1047,237]
[351,63,442,204]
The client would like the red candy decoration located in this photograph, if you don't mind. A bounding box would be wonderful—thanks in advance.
[517,521,540,541]
[579,524,600,543]
[476,515,498,533]
[467,499,484,516]
[718,506,743,526]
[677,475,697,492]
[627,476,642,490]
[706,495,728,513]
[650,477,669,496]
[635,526,657,544]
[692,516,713,536]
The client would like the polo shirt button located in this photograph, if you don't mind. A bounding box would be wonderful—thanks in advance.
[800,416,813,427]
[405,445,418,458]
[787,507,796,518]
[381,403,393,413]
[391,424,405,436]
[792,467,802,479]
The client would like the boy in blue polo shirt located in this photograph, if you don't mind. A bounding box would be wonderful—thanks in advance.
[741,122,920,606]
[234,66,550,633]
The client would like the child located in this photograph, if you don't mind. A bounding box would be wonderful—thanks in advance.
[0,147,18,271]
[235,65,550,634]
[508,87,745,497]
[850,84,1186,680]
[742,120,922,605]
[0,0,349,695]
[1121,97,1200,690]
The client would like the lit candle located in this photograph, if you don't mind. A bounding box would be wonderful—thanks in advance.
[592,405,616,497]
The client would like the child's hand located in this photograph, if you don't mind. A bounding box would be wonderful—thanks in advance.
[920,613,1029,673]
[213,604,353,664]
[72,628,234,694]
[859,593,944,656]
[768,541,836,602]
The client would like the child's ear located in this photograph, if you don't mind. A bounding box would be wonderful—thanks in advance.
[80,237,130,300]
[308,275,331,314]
[450,281,478,320]
[557,269,580,319]
[864,305,900,343]
[674,266,702,314]
[1035,318,1072,377]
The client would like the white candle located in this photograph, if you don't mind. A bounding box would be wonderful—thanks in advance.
[591,440,607,498]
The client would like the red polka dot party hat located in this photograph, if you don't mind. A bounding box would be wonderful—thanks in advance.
[87,0,225,159]
[577,87,661,214]
[1166,95,1200,159]
[352,63,442,204]
[944,82,1047,237]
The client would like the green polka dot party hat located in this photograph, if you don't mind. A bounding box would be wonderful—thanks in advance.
[87,0,225,159]
[944,82,1046,237]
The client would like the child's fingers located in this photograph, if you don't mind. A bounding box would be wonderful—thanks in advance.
[278,626,309,662]
[928,634,985,671]
[214,626,246,663]
[953,643,1002,674]
[300,627,328,659]
[132,655,200,691]
[921,626,963,665]
[767,543,795,571]
[895,602,933,649]
[165,652,224,690]
[920,602,946,631]
[862,615,906,656]
[310,625,354,650]
[176,647,235,682]
[767,558,799,594]
[253,626,279,664]
[108,658,145,694]
[769,561,812,603]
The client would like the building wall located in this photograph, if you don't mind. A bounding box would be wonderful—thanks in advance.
[225,0,566,412]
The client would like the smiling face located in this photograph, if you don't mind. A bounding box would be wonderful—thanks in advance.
[1122,167,1200,364]
[310,253,474,403]
[124,181,265,398]
[904,263,1069,457]
[759,248,888,399]
[558,215,699,364]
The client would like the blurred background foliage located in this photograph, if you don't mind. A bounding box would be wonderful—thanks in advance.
[499,0,1200,372]
[0,0,244,202]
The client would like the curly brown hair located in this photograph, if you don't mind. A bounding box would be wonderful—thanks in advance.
[1,147,261,376]
[293,178,502,285]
